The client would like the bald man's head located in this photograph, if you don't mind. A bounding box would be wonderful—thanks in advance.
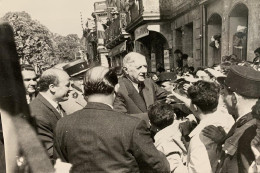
[38,68,71,102]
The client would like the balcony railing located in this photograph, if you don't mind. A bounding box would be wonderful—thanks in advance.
[105,12,128,47]
[125,0,172,28]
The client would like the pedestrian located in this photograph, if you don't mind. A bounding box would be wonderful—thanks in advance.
[148,101,187,173]
[29,68,71,161]
[186,81,234,173]
[61,59,88,114]
[113,52,169,114]
[253,47,260,65]
[21,64,38,104]
[203,65,260,173]
[54,66,170,172]
[174,49,184,68]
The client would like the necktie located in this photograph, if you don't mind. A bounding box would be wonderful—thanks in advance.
[138,82,145,100]
[56,104,64,117]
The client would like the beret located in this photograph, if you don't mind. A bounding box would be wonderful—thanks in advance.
[156,72,177,84]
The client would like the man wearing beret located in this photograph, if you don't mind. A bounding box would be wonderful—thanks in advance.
[203,65,260,173]
[61,59,88,114]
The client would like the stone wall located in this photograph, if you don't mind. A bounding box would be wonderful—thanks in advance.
[171,6,202,68]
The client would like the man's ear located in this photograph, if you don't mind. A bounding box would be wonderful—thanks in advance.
[123,67,128,74]
[114,84,120,93]
[49,84,56,93]
[231,92,238,106]
[190,103,199,113]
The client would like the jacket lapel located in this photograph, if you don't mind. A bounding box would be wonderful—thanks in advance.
[121,78,147,112]
[37,94,62,120]
[143,79,154,109]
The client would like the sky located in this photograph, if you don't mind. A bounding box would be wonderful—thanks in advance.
[0,0,104,37]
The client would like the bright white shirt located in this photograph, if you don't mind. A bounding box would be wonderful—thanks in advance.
[154,120,187,172]
[187,111,234,173]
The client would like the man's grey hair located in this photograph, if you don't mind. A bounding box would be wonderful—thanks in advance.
[123,52,145,69]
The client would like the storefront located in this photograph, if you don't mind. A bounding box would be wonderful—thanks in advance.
[133,24,171,72]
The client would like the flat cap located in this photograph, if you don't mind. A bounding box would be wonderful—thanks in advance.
[63,59,89,77]
[156,72,177,84]
[220,65,260,98]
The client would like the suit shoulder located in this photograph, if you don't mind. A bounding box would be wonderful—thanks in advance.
[29,98,43,112]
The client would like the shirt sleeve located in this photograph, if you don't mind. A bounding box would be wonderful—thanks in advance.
[188,135,212,173]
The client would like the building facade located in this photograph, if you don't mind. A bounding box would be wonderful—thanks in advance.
[95,0,260,71]
[84,1,109,67]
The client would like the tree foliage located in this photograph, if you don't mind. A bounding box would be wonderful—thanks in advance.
[1,11,85,66]
[1,11,56,65]
[53,33,83,62]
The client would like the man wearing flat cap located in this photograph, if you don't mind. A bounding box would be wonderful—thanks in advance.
[203,65,260,173]
[61,59,88,114]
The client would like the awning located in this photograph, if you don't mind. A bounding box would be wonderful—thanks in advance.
[108,41,127,57]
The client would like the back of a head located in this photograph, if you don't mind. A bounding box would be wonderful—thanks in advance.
[83,66,118,96]
[174,49,182,54]
[188,80,220,113]
[38,68,67,92]
[254,47,260,54]
[148,101,175,130]
[182,54,188,60]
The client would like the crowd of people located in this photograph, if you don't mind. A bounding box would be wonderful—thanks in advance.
[1,21,260,173]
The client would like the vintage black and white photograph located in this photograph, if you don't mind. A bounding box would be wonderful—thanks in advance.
[0,0,260,172]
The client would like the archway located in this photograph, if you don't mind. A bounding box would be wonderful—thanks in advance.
[136,31,169,72]
[207,13,222,66]
[228,3,248,61]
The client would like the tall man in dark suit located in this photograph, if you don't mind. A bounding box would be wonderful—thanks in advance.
[113,52,169,114]
[54,66,170,172]
[30,68,71,160]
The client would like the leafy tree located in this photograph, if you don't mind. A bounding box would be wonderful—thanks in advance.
[52,33,84,62]
[1,11,86,67]
[1,11,57,65]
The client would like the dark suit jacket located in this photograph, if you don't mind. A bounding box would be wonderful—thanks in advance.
[216,113,256,173]
[54,102,170,173]
[0,115,5,172]
[29,93,64,160]
[113,77,169,114]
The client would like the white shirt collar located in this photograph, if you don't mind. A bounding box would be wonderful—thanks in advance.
[189,110,233,138]
[103,103,113,109]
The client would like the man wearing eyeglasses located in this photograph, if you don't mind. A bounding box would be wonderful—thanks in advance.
[21,64,38,104]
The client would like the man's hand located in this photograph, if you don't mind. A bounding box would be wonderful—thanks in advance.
[251,134,260,164]
[202,125,226,144]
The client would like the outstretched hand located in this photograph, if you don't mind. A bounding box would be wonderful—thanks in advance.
[202,125,226,144]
